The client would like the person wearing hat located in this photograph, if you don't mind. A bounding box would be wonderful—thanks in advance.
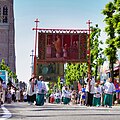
[36,75,47,106]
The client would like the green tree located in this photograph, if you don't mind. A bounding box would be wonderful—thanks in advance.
[90,25,105,81]
[12,72,18,83]
[102,0,120,82]
[0,59,17,83]
[57,76,62,90]
[0,59,6,70]
[79,63,88,86]
[65,63,79,85]
[65,63,88,86]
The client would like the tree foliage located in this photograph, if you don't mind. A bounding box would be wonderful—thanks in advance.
[65,63,84,85]
[0,59,17,83]
[90,25,105,81]
[102,0,120,82]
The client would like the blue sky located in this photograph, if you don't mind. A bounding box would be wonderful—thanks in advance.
[14,0,113,83]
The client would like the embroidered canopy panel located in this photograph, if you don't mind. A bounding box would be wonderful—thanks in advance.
[38,29,88,63]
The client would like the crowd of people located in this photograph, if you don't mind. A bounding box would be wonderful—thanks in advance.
[0,75,47,106]
[0,77,26,105]
[49,77,118,108]
[0,75,119,108]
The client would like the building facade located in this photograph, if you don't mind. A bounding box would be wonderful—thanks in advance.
[0,0,15,72]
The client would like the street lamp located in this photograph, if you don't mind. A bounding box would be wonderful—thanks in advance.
[30,49,34,75]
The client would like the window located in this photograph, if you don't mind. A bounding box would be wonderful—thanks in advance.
[3,5,8,23]
[0,6,1,23]
[3,6,8,15]
[0,7,1,15]
[3,15,8,23]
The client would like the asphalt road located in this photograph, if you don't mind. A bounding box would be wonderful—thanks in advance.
[1,102,120,120]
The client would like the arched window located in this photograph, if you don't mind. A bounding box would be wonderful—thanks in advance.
[0,6,1,23]
[3,5,8,15]
[3,5,8,23]
[0,7,1,15]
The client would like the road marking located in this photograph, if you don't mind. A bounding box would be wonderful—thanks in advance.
[0,105,12,120]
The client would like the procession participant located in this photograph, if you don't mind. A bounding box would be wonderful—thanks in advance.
[23,90,27,102]
[62,86,71,104]
[20,89,24,102]
[36,75,47,106]
[80,86,86,105]
[77,81,82,104]
[11,87,16,102]
[50,92,55,103]
[99,81,105,106]
[71,90,77,104]
[114,79,120,105]
[93,83,101,107]
[27,78,34,105]
[86,77,95,107]
[6,90,12,104]
[54,90,61,104]
[16,88,20,102]
[32,77,37,105]
[61,84,67,103]
[103,78,116,108]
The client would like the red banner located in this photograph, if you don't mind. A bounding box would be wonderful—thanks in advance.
[38,32,88,63]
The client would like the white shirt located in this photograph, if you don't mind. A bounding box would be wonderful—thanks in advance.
[104,81,116,94]
[55,92,61,99]
[36,81,47,94]
[50,93,55,98]
[94,86,101,98]
[27,82,34,96]
[16,90,20,100]
[86,79,95,94]
[62,90,71,98]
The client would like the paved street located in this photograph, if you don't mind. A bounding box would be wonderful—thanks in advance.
[0,102,120,120]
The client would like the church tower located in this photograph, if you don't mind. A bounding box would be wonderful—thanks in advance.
[0,0,16,72]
